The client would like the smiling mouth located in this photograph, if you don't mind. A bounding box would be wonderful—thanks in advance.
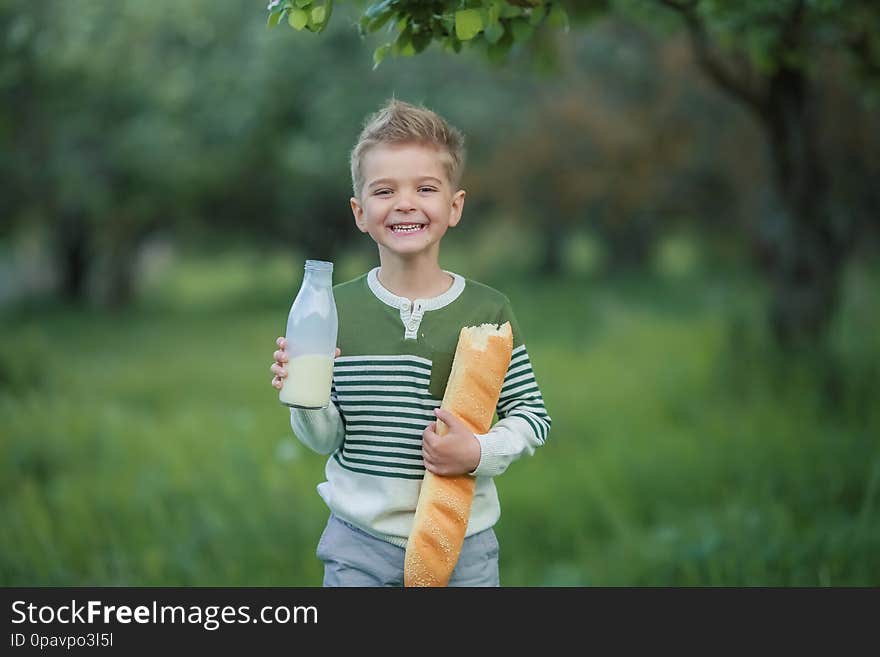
[388,223,427,234]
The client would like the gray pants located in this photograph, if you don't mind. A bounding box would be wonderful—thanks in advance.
[316,514,500,587]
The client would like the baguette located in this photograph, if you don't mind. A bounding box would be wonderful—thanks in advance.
[404,321,514,587]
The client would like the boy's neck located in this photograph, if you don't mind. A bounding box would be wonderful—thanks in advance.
[375,256,453,301]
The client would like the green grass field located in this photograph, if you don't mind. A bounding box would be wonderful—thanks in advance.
[2,246,878,585]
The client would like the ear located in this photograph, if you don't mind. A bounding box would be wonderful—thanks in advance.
[448,189,466,228]
[350,196,367,233]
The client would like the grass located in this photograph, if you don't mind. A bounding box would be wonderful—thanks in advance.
[1,245,878,586]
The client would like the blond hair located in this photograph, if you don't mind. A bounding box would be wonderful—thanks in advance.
[350,98,466,200]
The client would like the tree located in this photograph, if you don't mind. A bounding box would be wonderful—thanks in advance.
[267,0,880,346]
[2,1,223,305]
[1,0,368,305]
[481,24,710,275]
[643,0,879,345]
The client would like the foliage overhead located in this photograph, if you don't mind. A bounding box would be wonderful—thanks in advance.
[267,0,880,92]
[267,0,574,68]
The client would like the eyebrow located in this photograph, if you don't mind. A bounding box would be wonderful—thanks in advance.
[367,176,443,189]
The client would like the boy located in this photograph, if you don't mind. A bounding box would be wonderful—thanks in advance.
[270,98,551,586]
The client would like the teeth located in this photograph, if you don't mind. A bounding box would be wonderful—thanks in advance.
[391,224,424,233]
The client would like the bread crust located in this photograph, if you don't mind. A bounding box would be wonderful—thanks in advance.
[404,322,513,587]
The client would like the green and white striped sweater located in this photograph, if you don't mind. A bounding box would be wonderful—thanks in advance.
[290,267,551,548]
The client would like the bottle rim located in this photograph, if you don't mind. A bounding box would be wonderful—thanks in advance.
[304,260,333,271]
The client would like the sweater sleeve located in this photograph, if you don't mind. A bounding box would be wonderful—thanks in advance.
[289,383,345,455]
[470,299,552,478]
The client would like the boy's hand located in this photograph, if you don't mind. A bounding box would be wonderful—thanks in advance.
[271,336,341,389]
[421,408,481,476]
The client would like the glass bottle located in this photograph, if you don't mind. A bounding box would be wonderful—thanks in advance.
[279,260,338,409]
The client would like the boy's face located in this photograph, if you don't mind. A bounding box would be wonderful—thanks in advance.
[350,142,465,262]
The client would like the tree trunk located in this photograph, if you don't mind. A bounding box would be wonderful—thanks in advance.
[103,239,138,309]
[758,67,850,346]
[539,221,564,276]
[55,210,91,303]
[99,217,156,309]
[602,212,655,273]
[657,0,856,348]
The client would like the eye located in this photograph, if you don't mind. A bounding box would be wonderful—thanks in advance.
[419,187,437,193]
[374,189,391,196]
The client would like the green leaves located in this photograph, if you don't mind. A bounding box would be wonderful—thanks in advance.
[484,22,505,44]
[510,17,534,42]
[267,0,332,33]
[270,0,569,68]
[358,0,395,37]
[372,43,391,70]
[455,9,483,41]
[363,0,393,20]
[487,27,514,64]
[487,0,503,26]
[288,8,308,30]
[547,3,569,32]
[528,3,546,27]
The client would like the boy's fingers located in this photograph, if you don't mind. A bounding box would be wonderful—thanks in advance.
[335,347,341,358]
[433,407,459,426]
[271,375,282,388]
[270,363,288,377]
[276,337,286,348]
[422,425,438,446]
[273,349,287,362]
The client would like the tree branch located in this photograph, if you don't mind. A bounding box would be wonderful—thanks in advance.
[657,0,768,116]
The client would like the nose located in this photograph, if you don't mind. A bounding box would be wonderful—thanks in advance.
[392,190,416,213]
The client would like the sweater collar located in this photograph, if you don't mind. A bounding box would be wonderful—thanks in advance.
[366,267,465,311]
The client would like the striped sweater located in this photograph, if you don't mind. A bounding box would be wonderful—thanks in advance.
[290,267,551,548]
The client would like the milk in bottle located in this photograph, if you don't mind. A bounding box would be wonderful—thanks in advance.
[279,260,338,409]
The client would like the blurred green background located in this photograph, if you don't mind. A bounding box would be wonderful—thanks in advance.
[2,0,878,586]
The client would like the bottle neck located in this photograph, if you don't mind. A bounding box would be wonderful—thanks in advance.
[304,269,332,287]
